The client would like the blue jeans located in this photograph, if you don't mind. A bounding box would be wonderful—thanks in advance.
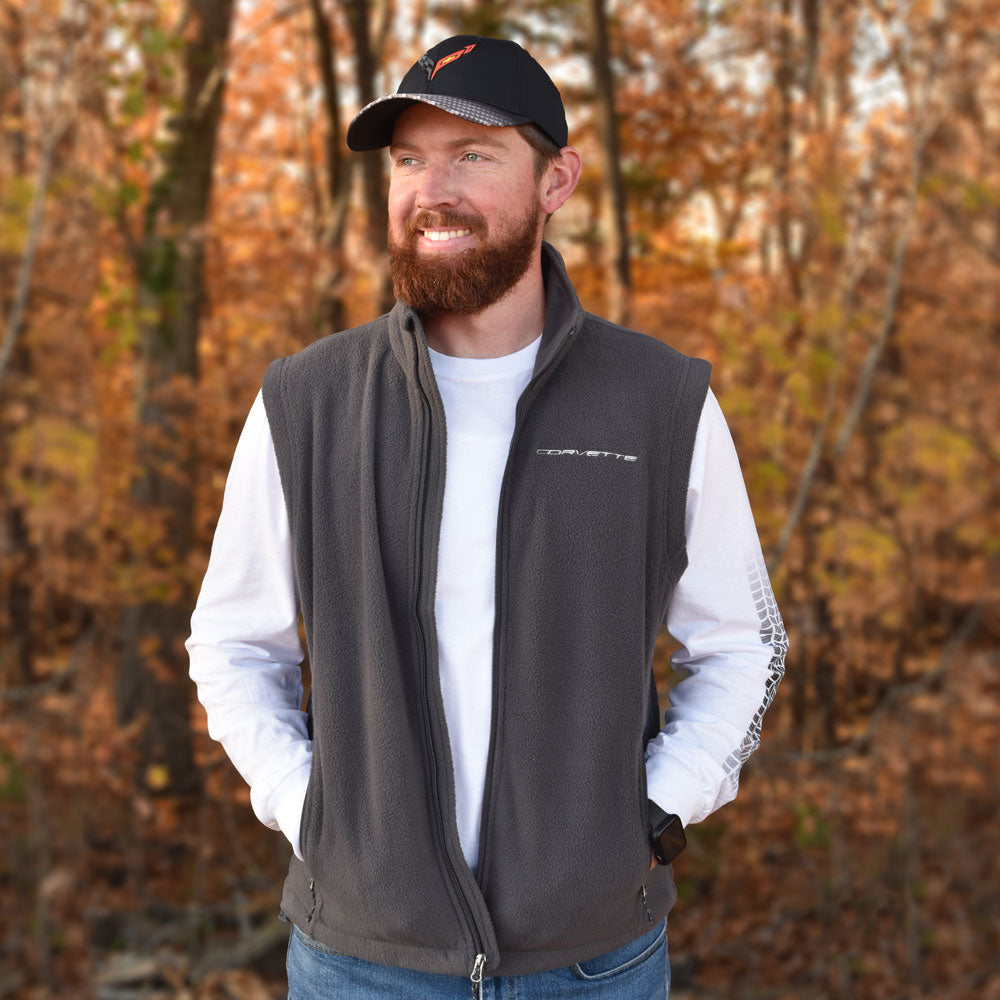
[287,920,669,998]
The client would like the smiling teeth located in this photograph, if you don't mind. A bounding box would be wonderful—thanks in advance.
[423,229,471,241]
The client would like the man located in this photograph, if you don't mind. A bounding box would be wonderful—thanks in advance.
[187,35,787,999]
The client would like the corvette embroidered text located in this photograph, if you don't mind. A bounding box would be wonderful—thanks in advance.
[536,448,638,462]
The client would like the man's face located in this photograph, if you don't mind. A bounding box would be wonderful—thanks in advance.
[387,103,547,315]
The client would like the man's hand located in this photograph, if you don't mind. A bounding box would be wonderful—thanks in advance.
[649,851,658,871]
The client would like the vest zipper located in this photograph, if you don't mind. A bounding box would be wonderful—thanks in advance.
[641,883,656,925]
[470,951,488,998]
[413,363,491,979]
[476,323,579,889]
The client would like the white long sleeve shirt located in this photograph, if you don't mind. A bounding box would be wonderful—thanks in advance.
[187,336,786,870]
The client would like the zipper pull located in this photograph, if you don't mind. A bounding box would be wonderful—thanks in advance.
[470,953,487,999]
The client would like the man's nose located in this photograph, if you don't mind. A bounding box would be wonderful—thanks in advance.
[415,162,460,209]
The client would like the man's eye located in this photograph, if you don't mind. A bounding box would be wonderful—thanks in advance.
[462,152,483,162]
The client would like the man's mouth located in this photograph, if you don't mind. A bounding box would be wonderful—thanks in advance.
[420,229,473,242]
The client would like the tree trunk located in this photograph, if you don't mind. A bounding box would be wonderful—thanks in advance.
[307,0,351,333]
[0,0,33,688]
[587,0,630,326]
[801,0,820,102]
[774,0,803,344]
[115,0,236,795]
[342,0,393,314]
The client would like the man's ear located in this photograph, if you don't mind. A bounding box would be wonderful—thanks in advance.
[540,147,583,216]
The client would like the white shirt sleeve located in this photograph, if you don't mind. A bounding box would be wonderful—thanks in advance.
[186,390,312,860]
[645,389,787,828]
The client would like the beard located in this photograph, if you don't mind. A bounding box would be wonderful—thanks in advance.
[388,203,543,316]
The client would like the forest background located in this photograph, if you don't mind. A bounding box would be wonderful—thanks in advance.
[1,0,997,997]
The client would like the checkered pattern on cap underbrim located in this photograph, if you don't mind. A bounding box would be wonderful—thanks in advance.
[349,94,530,150]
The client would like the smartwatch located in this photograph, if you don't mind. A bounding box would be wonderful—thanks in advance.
[648,800,686,866]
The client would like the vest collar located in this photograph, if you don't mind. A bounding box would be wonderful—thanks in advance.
[534,241,585,376]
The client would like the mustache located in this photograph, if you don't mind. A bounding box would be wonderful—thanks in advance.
[406,210,487,237]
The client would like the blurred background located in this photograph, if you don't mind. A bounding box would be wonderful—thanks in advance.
[1,0,997,997]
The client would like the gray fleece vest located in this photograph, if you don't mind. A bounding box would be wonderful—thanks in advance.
[262,244,711,979]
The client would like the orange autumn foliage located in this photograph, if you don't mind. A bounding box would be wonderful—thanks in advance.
[0,1,997,997]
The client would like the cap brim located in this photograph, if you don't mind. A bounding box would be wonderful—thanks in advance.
[346,94,530,151]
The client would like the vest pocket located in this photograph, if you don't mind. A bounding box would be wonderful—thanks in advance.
[296,760,319,867]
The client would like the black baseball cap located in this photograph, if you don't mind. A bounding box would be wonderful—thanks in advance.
[346,35,567,151]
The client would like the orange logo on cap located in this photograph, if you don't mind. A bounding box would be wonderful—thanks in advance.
[430,43,477,80]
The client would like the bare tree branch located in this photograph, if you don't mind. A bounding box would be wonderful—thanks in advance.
[0,0,86,394]
[768,26,947,570]
[0,113,69,394]
[766,239,879,573]
[766,361,840,574]
[832,113,942,459]
[0,628,95,703]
